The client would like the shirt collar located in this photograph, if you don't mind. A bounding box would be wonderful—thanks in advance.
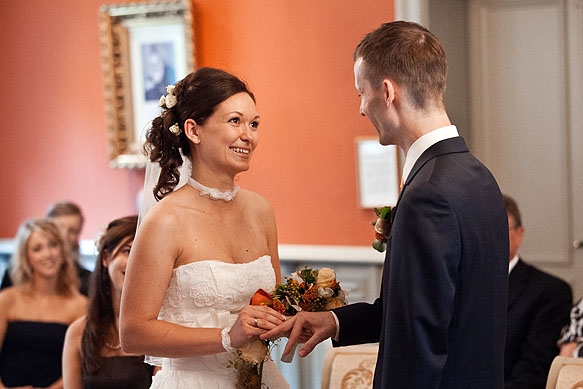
[401,125,459,184]
[508,255,519,274]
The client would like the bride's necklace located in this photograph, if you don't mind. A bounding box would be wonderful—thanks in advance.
[188,177,239,201]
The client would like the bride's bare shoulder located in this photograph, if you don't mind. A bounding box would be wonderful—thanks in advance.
[238,189,271,208]
[237,189,275,220]
[139,194,185,230]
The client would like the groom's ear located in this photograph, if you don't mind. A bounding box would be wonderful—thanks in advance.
[382,79,395,107]
[184,119,201,144]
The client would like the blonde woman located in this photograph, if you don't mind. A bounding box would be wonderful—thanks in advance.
[0,219,87,388]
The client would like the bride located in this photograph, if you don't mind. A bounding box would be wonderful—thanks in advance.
[120,67,289,388]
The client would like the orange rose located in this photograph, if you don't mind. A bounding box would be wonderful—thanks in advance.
[250,289,273,307]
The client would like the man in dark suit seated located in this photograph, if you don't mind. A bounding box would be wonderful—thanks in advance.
[504,194,572,388]
[1,201,92,296]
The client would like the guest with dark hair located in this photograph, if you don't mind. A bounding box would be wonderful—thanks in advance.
[503,194,572,388]
[1,201,92,296]
[0,219,87,388]
[63,215,154,389]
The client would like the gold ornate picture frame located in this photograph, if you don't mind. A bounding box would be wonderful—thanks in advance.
[99,0,194,168]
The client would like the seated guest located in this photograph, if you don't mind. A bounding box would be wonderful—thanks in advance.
[0,218,87,388]
[1,201,92,295]
[558,297,583,357]
[63,216,155,389]
[504,194,572,388]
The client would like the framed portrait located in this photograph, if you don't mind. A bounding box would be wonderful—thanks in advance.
[99,0,195,168]
[355,137,402,208]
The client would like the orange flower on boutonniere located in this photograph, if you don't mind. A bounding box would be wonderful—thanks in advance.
[371,206,395,252]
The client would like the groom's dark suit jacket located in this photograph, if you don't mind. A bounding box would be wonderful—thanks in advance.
[505,259,572,389]
[333,137,509,388]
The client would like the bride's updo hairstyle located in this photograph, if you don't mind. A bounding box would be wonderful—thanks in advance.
[145,67,255,200]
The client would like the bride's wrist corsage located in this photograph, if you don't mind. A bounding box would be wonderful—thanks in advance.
[221,327,237,353]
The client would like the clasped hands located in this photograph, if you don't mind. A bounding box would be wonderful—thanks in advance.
[227,305,286,349]
[229,305,337,361]
[263,310,337,360]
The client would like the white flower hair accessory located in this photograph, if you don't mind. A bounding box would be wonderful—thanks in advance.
[158,84,177,109]
[169,123,181,136]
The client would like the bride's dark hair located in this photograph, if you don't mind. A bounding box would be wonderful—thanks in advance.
[145,67,255,200]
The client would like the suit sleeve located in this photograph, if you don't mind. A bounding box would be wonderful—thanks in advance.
[333,295,383,346]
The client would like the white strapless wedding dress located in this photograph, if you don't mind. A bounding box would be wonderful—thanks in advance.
[148,255,289,389]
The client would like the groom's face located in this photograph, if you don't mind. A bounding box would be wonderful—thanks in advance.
[354,57,393,145]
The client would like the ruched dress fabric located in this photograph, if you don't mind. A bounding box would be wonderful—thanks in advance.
[0,321,67,387]
[147,255,289,389]
[83,355,154,389]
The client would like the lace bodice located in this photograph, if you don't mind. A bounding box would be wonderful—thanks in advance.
[158,255,275,324]
[147,255,288,388]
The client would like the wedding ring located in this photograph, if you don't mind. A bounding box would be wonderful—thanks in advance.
[254,318,258,327]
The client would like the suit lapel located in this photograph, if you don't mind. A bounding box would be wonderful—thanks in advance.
[386,137,468,281]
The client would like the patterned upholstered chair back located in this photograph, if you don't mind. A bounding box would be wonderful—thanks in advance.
[321,344,379,389]
[546,356,583,389]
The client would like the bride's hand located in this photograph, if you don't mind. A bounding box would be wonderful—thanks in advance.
[228,305,287,349]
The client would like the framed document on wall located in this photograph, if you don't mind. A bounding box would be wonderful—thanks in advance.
[355,137,401,208]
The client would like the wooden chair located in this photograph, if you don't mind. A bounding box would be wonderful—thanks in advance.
[321,344,379,389]
[546,356,583,389]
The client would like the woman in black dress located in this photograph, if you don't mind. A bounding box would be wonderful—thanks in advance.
[0,218,87,388]
[63,216,155,388]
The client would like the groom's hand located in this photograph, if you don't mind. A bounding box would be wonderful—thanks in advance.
[260,311,337,359]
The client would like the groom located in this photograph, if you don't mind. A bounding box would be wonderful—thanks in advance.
[262,21,509,388]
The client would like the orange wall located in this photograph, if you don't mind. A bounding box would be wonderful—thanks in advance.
[0,0,394,246]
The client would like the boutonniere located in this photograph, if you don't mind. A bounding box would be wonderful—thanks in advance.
[371,206,395,252]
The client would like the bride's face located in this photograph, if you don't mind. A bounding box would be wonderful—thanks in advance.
[190,92,260,175]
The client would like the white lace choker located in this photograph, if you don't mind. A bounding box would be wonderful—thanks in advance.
[187,177,239,201]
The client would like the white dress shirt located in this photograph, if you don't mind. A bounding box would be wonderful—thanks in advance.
[508,255,519,274]
[401,125,459,184]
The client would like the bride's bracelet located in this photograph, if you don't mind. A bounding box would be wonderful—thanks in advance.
[221,327,236,353]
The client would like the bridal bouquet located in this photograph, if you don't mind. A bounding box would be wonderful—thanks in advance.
[233,267,347,389]
[271,266,347,315]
